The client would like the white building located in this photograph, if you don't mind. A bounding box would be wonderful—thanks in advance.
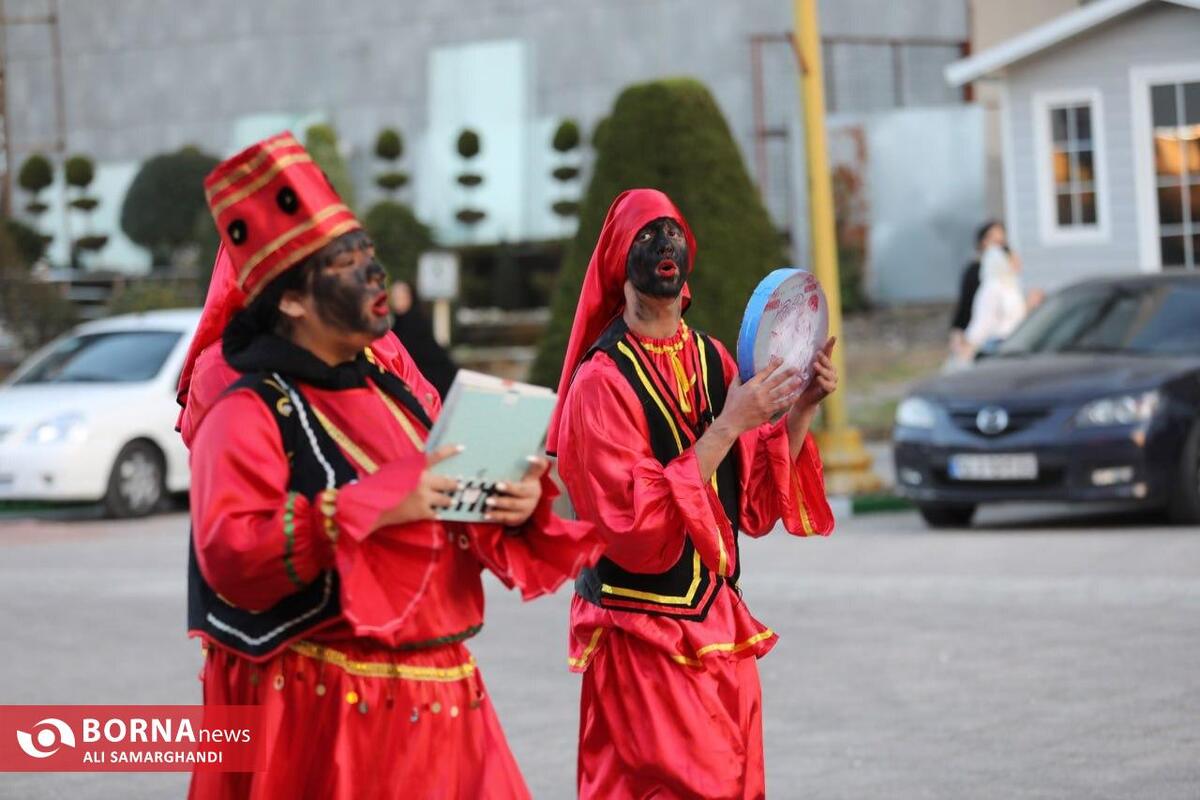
[947,0,1200,288]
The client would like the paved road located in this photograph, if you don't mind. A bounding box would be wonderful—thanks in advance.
[0,506,1197,799]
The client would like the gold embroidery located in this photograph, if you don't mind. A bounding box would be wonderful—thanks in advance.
[204,135,298,204]
[567,627,606,670]
[210,152,314,217]
[616,342,683,452]
[290,641,477,682]
[372,384,426,451]
[601,550,703,605]
[670,629,775,667]
[635,321,695,413]
[311,407,378,474]
[237,204,354,284]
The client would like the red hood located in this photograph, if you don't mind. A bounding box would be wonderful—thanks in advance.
[545,189,696,455]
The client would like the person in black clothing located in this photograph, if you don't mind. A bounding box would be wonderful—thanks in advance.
[388,281,459,399]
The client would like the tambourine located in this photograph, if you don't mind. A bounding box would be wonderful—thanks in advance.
[736,267,829,388]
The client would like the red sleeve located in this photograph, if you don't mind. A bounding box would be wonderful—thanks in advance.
[557,355,734,577]
[178,344,240,450]
[189,389,337,611]
[716,343,835,538]
[190,388,430,613]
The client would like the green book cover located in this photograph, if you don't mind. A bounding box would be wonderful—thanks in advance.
[425,370,558,522]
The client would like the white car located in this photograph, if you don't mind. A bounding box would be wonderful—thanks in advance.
[0,308,201,517]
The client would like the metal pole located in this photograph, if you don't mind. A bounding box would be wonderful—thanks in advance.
[792,0,881,495]
[0,0,11,217]
[49,0,70,263]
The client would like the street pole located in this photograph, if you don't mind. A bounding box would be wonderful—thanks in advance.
[792,0,881,495]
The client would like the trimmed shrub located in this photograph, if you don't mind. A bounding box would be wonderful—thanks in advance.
[531,78,788,387]
[362,200,434,285]
[120,146,219,267]
[64,155,95,189]
[17,154,53,195]
[552,119,581,153]
[456,129,481,159]
[375,171,409,192]
[375,128,403,162]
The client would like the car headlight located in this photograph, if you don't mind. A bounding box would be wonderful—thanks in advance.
[895,397,938,429]
[27,412,89,445]
[1075,391,1159,428]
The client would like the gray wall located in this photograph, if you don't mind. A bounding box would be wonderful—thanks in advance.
[3,0,968,271]
[1002,3,1200,290]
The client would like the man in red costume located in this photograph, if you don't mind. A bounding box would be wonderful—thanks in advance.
[183,132,600,799]
[547,189,838,799]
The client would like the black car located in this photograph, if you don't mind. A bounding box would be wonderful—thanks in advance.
[893,273,1200,528]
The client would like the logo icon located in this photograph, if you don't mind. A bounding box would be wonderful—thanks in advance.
[16,718,76,759]
[976,406,1010,435]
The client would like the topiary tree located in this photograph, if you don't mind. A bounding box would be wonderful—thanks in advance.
[374,128,408,196]
[454,129,486,228]
[531,77,788,387]
[64,154,107,259]
[17,153,54,250]
[363,200,434,285]
[305,123,356,211]
[120,146,219,268]
[550,118,582,219]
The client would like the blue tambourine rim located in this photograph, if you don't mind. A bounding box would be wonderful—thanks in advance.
[736,266,805,384]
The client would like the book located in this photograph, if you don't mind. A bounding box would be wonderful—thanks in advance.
[425,369,558,522]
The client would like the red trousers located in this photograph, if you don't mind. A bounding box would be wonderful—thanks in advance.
[578,629,766,800]
[189,641,529,800]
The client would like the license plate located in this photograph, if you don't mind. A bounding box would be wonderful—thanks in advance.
[947,454,1038,481]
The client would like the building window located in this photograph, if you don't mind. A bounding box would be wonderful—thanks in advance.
[1033,89,1108,245]
[1048,103,1098,228]
[1150,80,1200,269]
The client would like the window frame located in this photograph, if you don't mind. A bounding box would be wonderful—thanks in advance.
[1129,61,1200,272]
[1032,88,1110,246]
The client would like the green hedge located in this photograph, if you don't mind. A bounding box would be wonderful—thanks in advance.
[530,77,787,387]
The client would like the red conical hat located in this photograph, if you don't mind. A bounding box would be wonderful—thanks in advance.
[204,131,362,299]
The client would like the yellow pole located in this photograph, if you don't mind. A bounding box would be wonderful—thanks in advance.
[793,0,881,495]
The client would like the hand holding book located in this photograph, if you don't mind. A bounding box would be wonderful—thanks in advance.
[480,455,550,526]
[374,444,464,527]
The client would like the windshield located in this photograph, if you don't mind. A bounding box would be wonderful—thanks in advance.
[996,283,1200,357]
[14,330,182,384]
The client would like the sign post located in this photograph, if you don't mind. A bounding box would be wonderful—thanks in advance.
[417,251,461,347]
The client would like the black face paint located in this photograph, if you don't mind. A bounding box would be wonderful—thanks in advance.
[312,256,391,337]
[626,217,689,299]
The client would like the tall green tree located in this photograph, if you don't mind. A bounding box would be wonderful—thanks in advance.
[120,146,219,268]
[531,78,788,387]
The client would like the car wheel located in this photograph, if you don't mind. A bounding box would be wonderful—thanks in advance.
[1166,422,1200,525]
[104,441,165,518]
[917,503,977,529]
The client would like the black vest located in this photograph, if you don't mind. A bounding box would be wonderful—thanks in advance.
[187,364,433,661]
[574,319,742,621]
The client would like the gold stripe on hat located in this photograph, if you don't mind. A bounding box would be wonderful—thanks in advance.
[211,151,313,217]
[204,135,300,206]
[237,204,357,286]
